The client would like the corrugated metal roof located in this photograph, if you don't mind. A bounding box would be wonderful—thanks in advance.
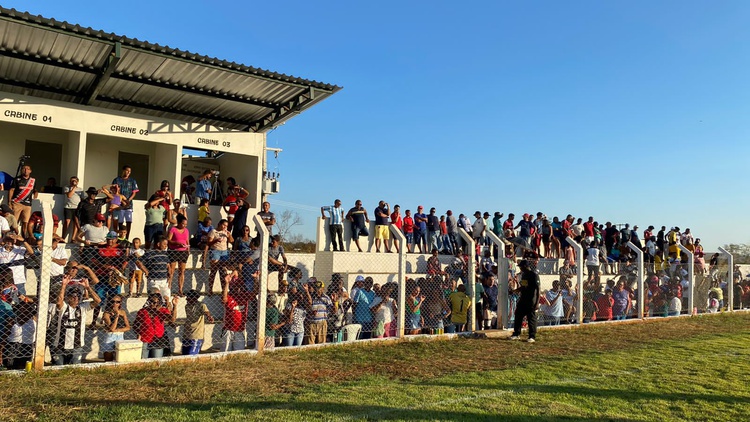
[0,7,341,131]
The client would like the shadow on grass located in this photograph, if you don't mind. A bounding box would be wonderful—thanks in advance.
[83,398,637,422]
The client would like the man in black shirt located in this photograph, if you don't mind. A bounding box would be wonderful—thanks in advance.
[510,260,540,343]
[76,187,106,227]
[346,200,370,253]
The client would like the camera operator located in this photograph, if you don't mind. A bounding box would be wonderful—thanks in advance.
[7,162,37,239]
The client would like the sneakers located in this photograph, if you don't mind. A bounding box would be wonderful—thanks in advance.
[509,335,520,340]
[527,338,536,343]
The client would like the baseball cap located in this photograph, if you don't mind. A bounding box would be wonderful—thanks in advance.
[86,186,98,194]
[95,213,106,222]
[355,275,365,282]
[106,231,118,239]
[0,204,11,214]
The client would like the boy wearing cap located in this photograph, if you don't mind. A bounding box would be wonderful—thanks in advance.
[50,275,101,365]
[182,289,214,355]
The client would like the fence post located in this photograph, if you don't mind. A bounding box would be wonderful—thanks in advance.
[457,228,475,331]
[626,241,644,319]
[33,199,54,370]
[677,244,694,314]
[254,214,269,351]
[565,237,584,325]
[389,225,407,338]
[718,247,733,312]
[486,231,508,329]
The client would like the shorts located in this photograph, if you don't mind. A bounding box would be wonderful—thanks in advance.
[587,264,600,276]
[181,339,204,355]
[407,313,421,330]
[351,224,369,240]
[102,332,124,352]
[220,330,246,352]
[210,250,230,262]
[405,232,413,244]
[11,202,31,224]
[118,208,134,223]
[144,223,164,244]
[15,283,26,296]
[64,208,77,220]
[169,250,189,263]
[375,225,390,240]
[148,278,171,299]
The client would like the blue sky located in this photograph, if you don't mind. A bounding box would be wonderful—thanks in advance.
[11,1,750,250]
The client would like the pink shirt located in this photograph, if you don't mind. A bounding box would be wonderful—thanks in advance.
[169,227,190,251]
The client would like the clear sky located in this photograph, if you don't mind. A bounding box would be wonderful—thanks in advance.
[10,1,750,251]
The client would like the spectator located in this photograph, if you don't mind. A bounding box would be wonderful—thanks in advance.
[126,237,145,297]
[42,177,62,194]
[510,260,540,342]
[112,165,139,238]
[427,208,440,252]
[0,275,17,366]
[167,214,190,297]
[448,284,471,332]
[144,193,167,249]
[585,241,601,282]
[182,289,214,355]
[0,205,16,236]
[137,235,172,302]
[180,175,195,205]
[101,293,130,361]
[0,234,33,296]
[321,199,345,252]
[135,293,176,358]
[49,237,70,285]
[62,176,82,240]
[76,186,105,229]
[446,210,459,255]
[370,283,397,338]
[268,234,288,284]
[7,165,37,238]
[50,276,101,365]
[100,184,128,231]
[197,198,210,227]
[595,287,614,321]
[194,170,213,203]
[165,197,188,231]
[405,282,424,335]
[543,280,564,325]
[230,197,250,241]
[3,300,36,369]
[75,213,108,246]
[257,201,276,235]
[413,206,428,254]
[223,181,248,232]
[206,219,233,294]
[471,211,486,246]
[352,276,376,338]
[283,293,307,346]
[345,200,370,253]
[265,293,285,350]
[374,200,391,253]
[302,278,333,345]
[390,205,403,253]
[402,209,414,253]
[427,248,446,277]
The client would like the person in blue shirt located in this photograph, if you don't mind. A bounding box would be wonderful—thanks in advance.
[352,276,376,339]
[321,199,345,252]
[194,170,213,203]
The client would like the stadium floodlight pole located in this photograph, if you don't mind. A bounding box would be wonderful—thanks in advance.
[389,225,407,338]
[33,199,55,370]
[677,244,694,315]
[457,228,476,331]
[565,237,584,325]
[486,231,509,329]
[718,247,733,312]
[626,241,644,319]
[253,214,269,351]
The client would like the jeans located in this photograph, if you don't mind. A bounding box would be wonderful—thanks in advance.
[441,234,453,254]
[428,231,440,252]
[329,224,344,251]
[284,332,304,346]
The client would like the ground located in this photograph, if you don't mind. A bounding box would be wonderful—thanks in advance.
[1,313,748,421]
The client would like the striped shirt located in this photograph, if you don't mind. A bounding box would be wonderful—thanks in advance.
[322,206,344,225]
[309,295,333,322]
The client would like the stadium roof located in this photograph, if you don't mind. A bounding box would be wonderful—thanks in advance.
[0,7,341,132]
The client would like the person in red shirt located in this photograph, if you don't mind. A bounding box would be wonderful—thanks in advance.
[221,268,250,352]
[390,205,403,253]
[135,293,176,358]
[583,217,596,245]
[223,182,249,232]
[503,213,515,238]
[595,288,614,321]
[402,209,414,253]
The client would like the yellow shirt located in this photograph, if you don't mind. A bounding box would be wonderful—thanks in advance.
[449,291,471,324]
[198,205,210,223]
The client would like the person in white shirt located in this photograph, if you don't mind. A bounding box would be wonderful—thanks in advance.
[0,234,33,296]
[0,214,10,237]
[585,241,601,283]
[50,276,101,365]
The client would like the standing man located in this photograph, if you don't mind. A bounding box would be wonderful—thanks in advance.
[390,205,403,253]
[510,260,540,343]
[346,200,369,253]
[257,201,276,235]
[427,208,440,253]
[446,210,458,255]
[112,165,139,237]
[321,199,345,252]
[413,206,428,254]
[373,200,391,253]
[194,170,213,204]
[472,211,486,246]
[8,165,37,239]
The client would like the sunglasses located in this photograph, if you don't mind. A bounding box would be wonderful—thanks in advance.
[113,300,122,304]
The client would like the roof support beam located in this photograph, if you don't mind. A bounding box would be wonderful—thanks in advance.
[109,72,280,109]
[80,42,121,105]
[0,47,99,74]
[96,95,251,129]
[0,76,81,97]
[248,88,317,132]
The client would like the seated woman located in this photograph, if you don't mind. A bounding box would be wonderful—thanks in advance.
[101,293,130,361]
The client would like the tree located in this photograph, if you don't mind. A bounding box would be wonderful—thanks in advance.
[721,243,750,264]
[276,209,303,240]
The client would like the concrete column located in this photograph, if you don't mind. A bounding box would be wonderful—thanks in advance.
[458,228,475,331]
[566,237,584,325]
[254,214,269,351]
[677,244,695,314]
[32,198,55,370]
[626,241,644,319]
[389,225,407,338]
[718,247,733,312]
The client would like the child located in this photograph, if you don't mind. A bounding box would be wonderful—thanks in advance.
[221,267,249,352]
[595,287,614,321]
[4,300,36,369]
[126,238,145,297]
[707,291,719,313]
[668,292,681,317]
[265,293,285,350]
[197,217,213,270]
[101,184,128,231]
[198,199,210,226]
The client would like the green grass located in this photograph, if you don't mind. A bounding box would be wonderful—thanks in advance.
[2,313,749,421]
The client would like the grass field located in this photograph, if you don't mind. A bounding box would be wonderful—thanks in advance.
[2,313,749,421]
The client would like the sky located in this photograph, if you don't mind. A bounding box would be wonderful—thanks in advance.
[9,1,750,251]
